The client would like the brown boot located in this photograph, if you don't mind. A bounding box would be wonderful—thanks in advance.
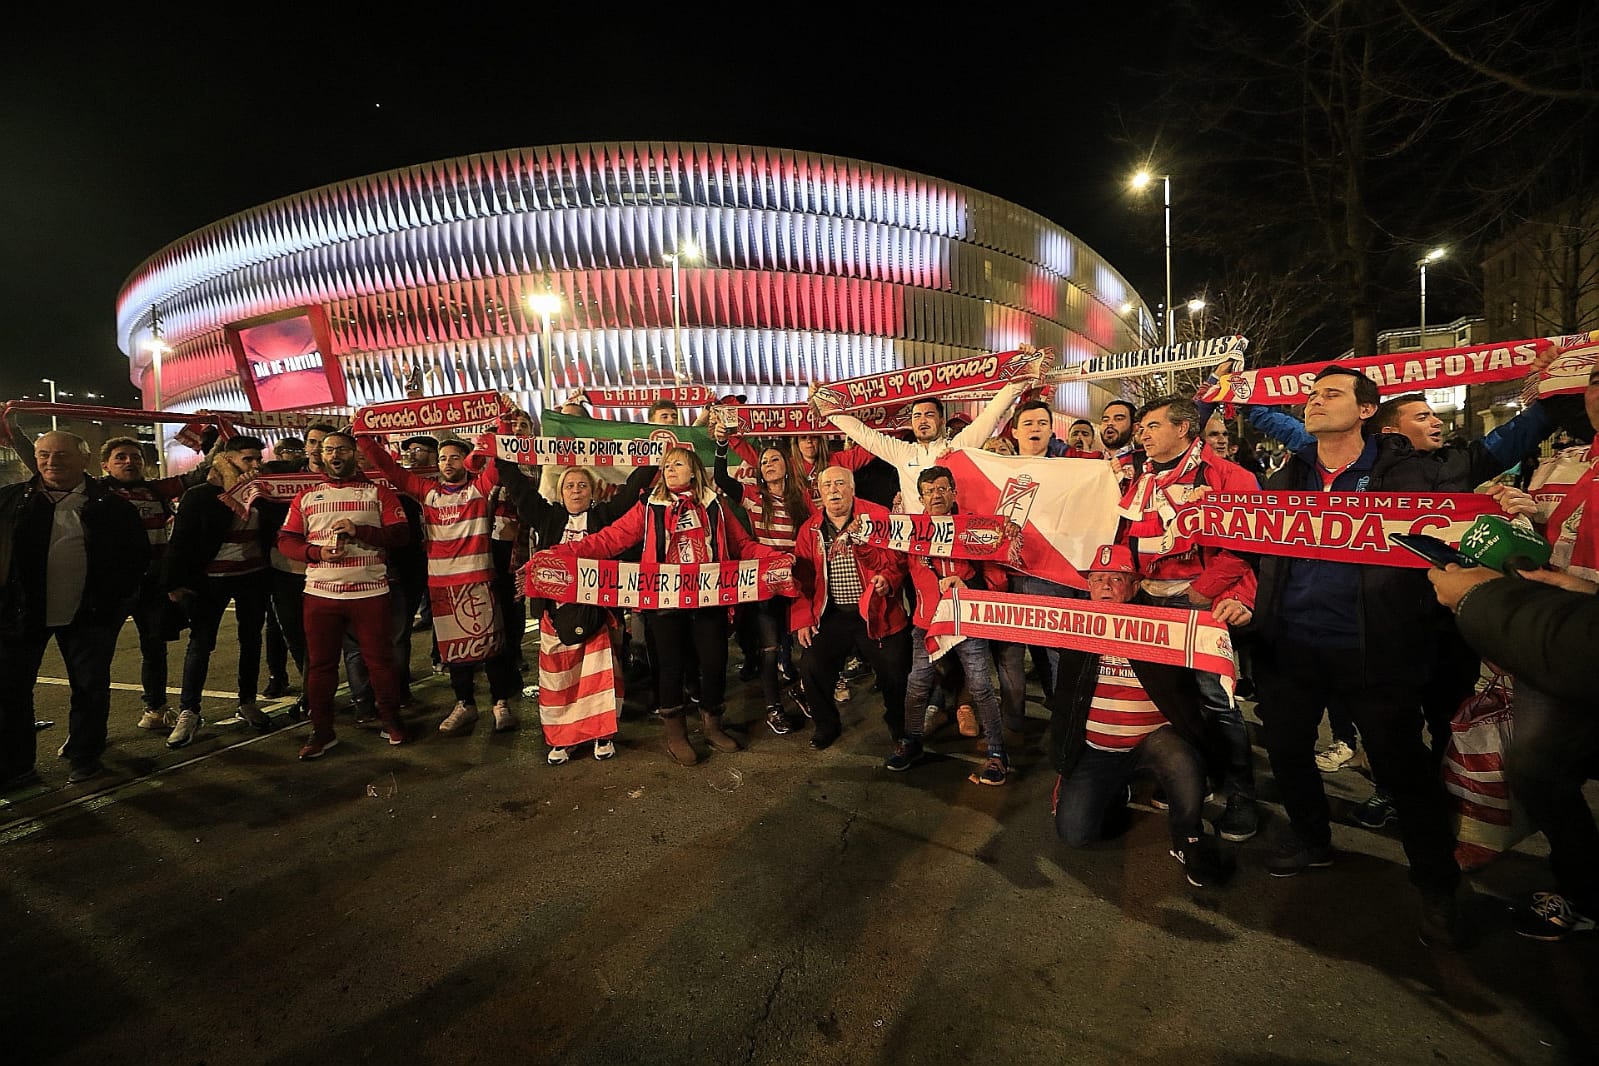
[699,708,742,754]
[660,707,699,766]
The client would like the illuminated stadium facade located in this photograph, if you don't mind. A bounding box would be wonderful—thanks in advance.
[115,142,1150,431]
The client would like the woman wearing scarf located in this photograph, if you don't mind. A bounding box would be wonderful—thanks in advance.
[496,459,655,764]
[545,447,785,766]
[712,425,813,736]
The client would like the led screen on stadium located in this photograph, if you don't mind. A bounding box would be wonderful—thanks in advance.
[223,306,346,412]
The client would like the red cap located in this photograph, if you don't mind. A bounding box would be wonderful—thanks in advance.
[1089,544,1137,574]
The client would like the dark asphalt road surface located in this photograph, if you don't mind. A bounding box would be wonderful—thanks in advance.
[3,613,1597,1065]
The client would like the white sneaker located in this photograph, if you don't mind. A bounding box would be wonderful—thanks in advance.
[137,708,170,731]
[438,701,479,735]
[547,746,571,765]
[1315,740,1356,773]
[593,738,616,760]
[492,700,519,733]
[167,709,202,749]
[833,678,852,703]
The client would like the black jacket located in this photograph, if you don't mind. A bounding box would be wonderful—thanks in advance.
[0,477,150,636]
[495,462,654,637]
[1046,597,1225,780]
[1455,578,1598,709]
[1253,433,1498,686]
[161,482,274,594]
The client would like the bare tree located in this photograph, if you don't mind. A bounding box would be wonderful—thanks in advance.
[1128,0,1599,361]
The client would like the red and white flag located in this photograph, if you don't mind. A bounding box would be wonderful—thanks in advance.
[940,449,1122,591]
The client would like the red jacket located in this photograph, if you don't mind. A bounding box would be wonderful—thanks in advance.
[906,515,1010,631]
[790,500,909,639]
[1118,443,1258,608]
[548,486,772,565]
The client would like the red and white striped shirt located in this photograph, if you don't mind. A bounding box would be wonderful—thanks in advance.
[1084,655,1168,752]
[207,508,265,577]
[106,482,172,558]
[280,478,407,600]
[367,450,503,588]
[734,483,805,549]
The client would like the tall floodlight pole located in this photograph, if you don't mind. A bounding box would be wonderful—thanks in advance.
[663,239,699,384]
[1132,170,1174,349]
[1418,247,1446,350]
[143,308,172,476]
[528,287,563,407]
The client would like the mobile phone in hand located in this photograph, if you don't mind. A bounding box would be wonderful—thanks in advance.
[1389,532,1476,570]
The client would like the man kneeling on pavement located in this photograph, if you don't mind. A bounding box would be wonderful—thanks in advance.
[1047,544,1237,888]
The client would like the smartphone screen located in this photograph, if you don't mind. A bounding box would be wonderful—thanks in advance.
[1389,532,1476,569]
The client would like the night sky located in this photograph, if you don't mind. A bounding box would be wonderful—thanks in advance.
[1,12,1184,408]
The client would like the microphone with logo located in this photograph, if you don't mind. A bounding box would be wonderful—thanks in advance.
[1392,515,1552,574]
[1457,515,1553,574]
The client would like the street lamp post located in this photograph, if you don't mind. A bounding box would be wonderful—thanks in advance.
[41,378,57,431]
[663,240,699,384]
[1131,171,1173,349]
[1417,247,1446,350]
[528,287,563,407]
[144,310,171,476]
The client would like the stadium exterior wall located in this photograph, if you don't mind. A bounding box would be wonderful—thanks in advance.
[116,142,1148,428]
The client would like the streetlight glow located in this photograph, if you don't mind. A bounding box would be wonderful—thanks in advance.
[527,288,563,401]
[1187,299,1206,313]
[1417,247,1449,350]
[663,241,702,383]
[42,377,58,431]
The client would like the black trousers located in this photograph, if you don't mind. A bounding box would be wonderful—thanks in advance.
[1254,637,1459,898]
[644,607,727,712]
[1,620,123,776]
[796,607,912,740]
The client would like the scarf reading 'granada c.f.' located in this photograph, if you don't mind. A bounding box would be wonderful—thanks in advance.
[525,551,797,610]
[1172,491,1503,566]
[809,348,1052,417]
[925,589,1237,695]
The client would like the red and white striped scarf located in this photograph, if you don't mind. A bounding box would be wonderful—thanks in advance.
[666,489,712,564]
[1539,445,1599,582]
[1120,439,1207,561]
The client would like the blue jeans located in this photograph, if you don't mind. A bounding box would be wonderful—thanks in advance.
[905,627,1005,758]
[1147,591,1255,802]
[1053,726,1207,849]
[752,596,793,709]
[991,639,1028,731]
[1009,573,1085,696]
[1,620,123,776]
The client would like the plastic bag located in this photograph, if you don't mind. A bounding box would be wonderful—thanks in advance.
[1442,672,1535,870]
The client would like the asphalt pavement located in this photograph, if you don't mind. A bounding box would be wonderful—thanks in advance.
[3,612,1597,1065]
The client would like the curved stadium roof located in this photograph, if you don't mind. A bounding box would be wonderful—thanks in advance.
[116,141,1150,421]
